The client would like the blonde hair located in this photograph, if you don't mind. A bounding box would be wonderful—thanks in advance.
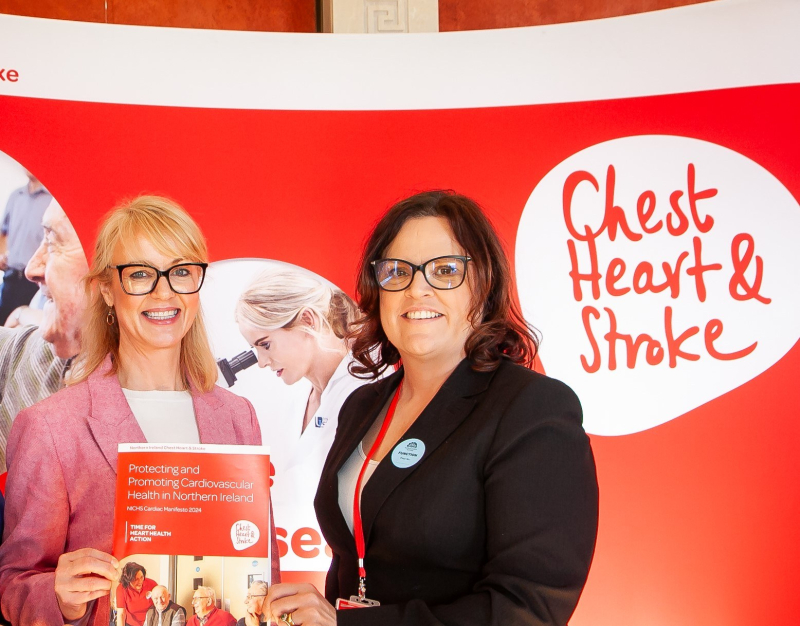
[235,269,357,342]
[69,195,217,392]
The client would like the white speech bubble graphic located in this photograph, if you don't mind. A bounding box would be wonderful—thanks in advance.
[516,135,800,436]
[231,519,260,551]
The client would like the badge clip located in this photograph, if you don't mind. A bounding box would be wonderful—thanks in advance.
[336,597,380,609]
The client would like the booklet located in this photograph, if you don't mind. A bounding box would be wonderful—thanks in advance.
[112,443,271,620]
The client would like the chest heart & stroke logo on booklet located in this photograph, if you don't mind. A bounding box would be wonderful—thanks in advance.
[516,135,800,436]
[231,520,261,550]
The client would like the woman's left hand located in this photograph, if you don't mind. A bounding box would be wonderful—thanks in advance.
[267,583,337,626]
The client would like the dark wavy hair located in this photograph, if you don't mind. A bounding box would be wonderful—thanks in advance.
[349,190,538,378]
[119,562,146,589]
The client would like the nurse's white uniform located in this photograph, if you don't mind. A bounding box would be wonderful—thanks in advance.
[271,353,375,572]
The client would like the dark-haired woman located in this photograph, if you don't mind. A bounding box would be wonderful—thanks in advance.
[115,562,156,626]
[266,190,599,626]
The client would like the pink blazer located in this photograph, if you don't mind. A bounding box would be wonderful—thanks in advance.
[0,356,280,625]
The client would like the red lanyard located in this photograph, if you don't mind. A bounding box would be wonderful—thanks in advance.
[352,381,402,600]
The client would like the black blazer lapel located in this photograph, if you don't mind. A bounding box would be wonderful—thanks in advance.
[327,371,401,477]
[360,360,494,545]
[317,370,402,556]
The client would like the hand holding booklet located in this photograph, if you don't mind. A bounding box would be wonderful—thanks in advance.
[112,443,272,621]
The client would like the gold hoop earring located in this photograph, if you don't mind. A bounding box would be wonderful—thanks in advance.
[106,307,116,326]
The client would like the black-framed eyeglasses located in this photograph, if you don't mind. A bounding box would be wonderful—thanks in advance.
[371,255,471,292]
[108,263,208,296]
[245,593,267,600]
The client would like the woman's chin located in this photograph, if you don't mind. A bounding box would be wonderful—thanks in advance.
[400,342,458,363]
[130,327,188,353]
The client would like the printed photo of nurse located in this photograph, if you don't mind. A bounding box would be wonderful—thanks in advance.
[202,260,379,584]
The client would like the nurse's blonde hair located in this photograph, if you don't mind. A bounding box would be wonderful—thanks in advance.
[235,269,357,343]
[69,195,217,392]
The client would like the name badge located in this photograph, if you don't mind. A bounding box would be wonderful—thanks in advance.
[391,438,425,468]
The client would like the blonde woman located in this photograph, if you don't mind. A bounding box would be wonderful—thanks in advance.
[0,196,279,626]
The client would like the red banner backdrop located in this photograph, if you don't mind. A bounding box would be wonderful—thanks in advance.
[1,2,799,623]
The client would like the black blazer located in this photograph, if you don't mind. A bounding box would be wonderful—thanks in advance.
[314,358,599,626]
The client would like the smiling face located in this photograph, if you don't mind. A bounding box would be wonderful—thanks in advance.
[151,585,170,611]
[245,583,267,615]
[24,200,89,358]
[238,319,316,386]
[130,569,145,592]
[379,216,474,369]
[191,590,213,617]
[99,235,201,361]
